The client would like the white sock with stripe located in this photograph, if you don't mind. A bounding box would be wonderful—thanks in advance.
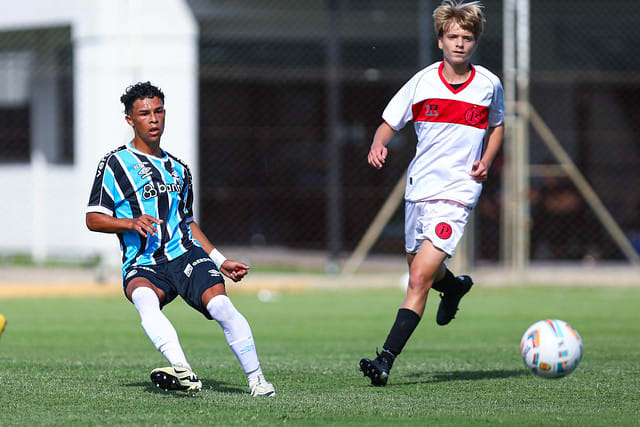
[206,295,264,384]
[131,286,191,370]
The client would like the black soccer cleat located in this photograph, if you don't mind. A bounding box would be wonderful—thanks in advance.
[436,275,473,326]
[359,350,393,387]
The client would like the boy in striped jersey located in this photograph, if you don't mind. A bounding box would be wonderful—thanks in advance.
[360,0,504,386]
[86,82,274,396]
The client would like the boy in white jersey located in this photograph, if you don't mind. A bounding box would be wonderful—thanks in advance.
[360,1,504,386]
[86,82,275,396]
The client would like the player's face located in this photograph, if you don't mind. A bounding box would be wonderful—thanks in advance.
[438,23,477,67]
[126,97,166,145]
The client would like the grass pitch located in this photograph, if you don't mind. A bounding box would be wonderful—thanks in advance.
[1,285,639,425]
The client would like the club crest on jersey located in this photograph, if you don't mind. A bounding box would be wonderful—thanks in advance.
[465,106,482,126]
[435,222,453,239]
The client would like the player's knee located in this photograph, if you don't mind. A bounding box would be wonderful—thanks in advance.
[408,271,433,293]
[131,286,162,320]
[131,286,160,307]
[126,278,164,302]
[206,295,238,323]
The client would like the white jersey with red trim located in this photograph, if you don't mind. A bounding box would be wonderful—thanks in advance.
[382,61,504,207]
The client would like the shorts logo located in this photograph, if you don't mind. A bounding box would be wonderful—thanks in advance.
[184,264,193,278]
[125,269,137,279]
[435,222,452,239]
[192,258,211,267]
[465,106,482,126]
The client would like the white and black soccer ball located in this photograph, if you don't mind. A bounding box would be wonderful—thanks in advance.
[520,319,583,378]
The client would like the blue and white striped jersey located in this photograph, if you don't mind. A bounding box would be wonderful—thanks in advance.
[87,142,198,276]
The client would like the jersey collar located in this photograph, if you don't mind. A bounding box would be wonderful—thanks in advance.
[438,62,475,94]
[127,141,168,160]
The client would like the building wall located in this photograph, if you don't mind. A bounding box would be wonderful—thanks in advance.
[0,0,198,266]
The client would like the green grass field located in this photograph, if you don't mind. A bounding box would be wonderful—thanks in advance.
[1,285,639,425]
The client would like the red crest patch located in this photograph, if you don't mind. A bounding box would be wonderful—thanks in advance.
[465,106,481,126]
[435,222,452,239]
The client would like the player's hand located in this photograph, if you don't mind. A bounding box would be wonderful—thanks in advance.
[220,260,250,283]
[470,160,489,182]
[368,142,388,169]
[130,215,163,237]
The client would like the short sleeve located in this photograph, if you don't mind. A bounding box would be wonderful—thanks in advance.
[381,73,421,131]
[488,78,505,127]
[87,154,118,216]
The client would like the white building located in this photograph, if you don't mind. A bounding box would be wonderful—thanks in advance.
[0,0,198,266]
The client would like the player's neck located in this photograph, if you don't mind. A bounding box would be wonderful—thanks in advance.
[131,138,162,157]
[441,61,472,84]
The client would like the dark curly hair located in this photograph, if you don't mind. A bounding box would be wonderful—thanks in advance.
[120,81,165,115]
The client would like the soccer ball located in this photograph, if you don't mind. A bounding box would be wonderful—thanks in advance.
[519,319,583,378]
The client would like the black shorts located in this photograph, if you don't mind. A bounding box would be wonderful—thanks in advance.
[123,246,225,320]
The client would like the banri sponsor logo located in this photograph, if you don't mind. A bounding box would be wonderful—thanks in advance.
[142,182,184,200]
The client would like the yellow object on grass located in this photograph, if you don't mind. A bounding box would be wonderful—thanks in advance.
[0,314,6,337]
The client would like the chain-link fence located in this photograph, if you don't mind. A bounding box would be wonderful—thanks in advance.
[192,0,506,258]
[192,0,640,264]
[1,0,639,266]
[525,0,640,262]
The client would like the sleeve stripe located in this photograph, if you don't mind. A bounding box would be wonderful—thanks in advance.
[86,205,114,216]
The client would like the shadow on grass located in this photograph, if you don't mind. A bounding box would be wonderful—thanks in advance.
[125,378,245,395]
[201,378,246,394]
[392,368,527,385]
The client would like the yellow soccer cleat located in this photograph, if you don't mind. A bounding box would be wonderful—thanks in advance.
[150,366,202,394]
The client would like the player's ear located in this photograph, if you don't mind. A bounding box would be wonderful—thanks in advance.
[125,114,134,127]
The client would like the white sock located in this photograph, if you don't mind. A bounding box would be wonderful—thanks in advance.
[131,287,190,370]
[206,295,264,383]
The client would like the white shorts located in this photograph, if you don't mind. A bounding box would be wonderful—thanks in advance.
[405,199,471,257]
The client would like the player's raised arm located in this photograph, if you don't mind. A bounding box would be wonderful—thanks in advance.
[86,212,163,237]
[368,122,396,169]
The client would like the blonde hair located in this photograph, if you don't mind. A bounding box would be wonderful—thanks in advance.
[433,0,485,41]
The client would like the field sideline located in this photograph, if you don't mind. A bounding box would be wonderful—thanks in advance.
[1,284,639,425]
